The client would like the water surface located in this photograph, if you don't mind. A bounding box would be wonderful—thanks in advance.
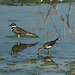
[0,1,75,75]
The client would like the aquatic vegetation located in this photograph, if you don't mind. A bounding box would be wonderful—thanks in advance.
[0,0,72,6]
[7,35,39,38]
[25,59,38,64]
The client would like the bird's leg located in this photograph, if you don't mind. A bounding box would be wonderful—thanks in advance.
[46,49,50,54]
[47,49,49,53]
[49,49,51,52]
[47,49,52,54]
[18,34,20,41]
[18,35,20,45]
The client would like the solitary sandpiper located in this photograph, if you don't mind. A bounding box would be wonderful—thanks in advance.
[9,23,38,42]
[37,38,59,54]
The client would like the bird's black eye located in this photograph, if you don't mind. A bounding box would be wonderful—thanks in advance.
[48,44,50,46]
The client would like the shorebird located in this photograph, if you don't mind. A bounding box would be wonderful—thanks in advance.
[9,23,38,42]
[37,38,59,54]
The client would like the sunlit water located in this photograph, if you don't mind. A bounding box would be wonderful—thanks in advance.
[0,1,75,75]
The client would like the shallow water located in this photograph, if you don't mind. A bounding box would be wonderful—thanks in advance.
[0,1,75,75]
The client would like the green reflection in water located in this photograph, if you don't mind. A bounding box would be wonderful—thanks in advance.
[0,0,73,6]
[25,59,38,64]
[7,35,39,38]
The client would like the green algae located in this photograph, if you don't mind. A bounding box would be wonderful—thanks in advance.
[7,35,39,38]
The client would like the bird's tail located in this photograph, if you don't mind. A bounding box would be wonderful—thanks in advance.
[26,32,38,37]
[55,38,59,41]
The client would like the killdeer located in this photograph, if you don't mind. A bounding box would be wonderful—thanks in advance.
[37,38,59,54]
[9,23,38,42]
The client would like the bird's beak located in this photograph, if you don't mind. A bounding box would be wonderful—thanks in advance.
[8,24,11,26]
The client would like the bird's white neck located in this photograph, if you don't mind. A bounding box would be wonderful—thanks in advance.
[12,26,16,27]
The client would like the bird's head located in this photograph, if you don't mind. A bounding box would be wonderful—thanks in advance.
[9,23,16,27]
[37,48,43,54]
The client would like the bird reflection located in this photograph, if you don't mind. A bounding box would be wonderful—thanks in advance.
[11,42,38,55]
[38,54,58,67]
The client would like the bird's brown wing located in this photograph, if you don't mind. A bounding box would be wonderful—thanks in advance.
[48,41,56,46]
[44,41,56,47]
[14,27,37,36]
[15,27,28,34]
